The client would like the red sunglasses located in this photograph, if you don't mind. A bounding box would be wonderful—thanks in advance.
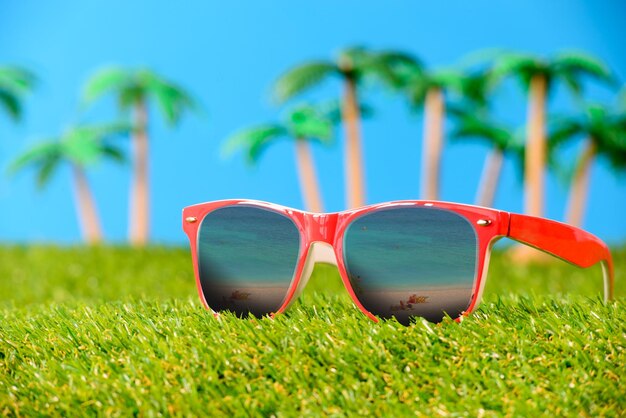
[182,199,613,325]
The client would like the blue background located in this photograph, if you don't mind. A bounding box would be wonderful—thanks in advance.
[1,1,625,244]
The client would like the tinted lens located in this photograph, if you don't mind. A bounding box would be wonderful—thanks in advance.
[343,207,477,324]
[197,205,301,317]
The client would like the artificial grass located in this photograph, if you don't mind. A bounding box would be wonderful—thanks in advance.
[0,245,624,416]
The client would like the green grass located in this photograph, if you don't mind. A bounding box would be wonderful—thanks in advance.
[0,245,624,416]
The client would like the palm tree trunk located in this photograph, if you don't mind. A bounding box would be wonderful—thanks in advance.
[294,138,324,213]
[71,164,102,244]
[565,138,596,227]
[475,148,504,208]
[524,75,547,217]
[341,77,366,209]
[421,87,445,201]
[129,99,149,246]
[510,74,549,263]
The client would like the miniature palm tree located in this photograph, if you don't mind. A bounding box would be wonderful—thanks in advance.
[549,103,626,227]
[0,66,36,123]
[272,47,419,208]
[223,104,334,212]
[82,68,198,246]
[450,109,524,207]
[401,67,492,200]
[493,51,613,221]
[10,124,127,244]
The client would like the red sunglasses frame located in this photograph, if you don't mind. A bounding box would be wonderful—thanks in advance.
[182,199,614,322]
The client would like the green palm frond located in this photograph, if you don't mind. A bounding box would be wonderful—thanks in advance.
[142,71,199,126]
[0,66,37,121]
[63,123,129,166]
[451,107,527,181]
[431,69,467,92]
[457,70,494,109]
[99,144,126,163]
[10,122,128,190]
[0,89,22,121]
[10,141,61,174]
[404,68,465,108]
[553,51,614,95]
[36,153,62,189]
[63,130,104,165]
[286,104,333,143]
[550,103,621,147]
[222,124,286,164]
[493,50,613,98]
[614,112,626,130]
[492,52,546,88]
[83,67,198,127]
[361,50,423,90]
[0,66,37,93]
[450,111,514,151]
[596,107,626,171]
[272,61,338,104]
[82,67,134,105]
[405,77,430,107]
[9,140,63,189]
[548,115,585,147]
[602,133,626,170]
[549,103,626,179]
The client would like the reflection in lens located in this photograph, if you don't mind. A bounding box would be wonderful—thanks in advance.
[343,207,477,324]
[197,205,301,317]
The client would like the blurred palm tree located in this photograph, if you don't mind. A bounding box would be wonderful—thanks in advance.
[0,66,36,124]
[272,46,419,208]
[493,51,613,223]
[450,108,524,207]
[399,65,494,200]
[10,124,127,244]
[223,103,334,212]
[82,68,198,246]
[549,103,626,227]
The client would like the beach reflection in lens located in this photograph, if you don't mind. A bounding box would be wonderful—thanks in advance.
[343,207,477,324]
[197,205,301,317]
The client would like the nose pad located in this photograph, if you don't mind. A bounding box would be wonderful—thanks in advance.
[309,242,338,266]
[283,242,338,310]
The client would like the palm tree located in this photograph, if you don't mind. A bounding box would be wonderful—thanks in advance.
[450,109,524,207]
[223,104,334,212]
[400,65,494,200]
[272,47,419,208]
[82,67,198,246]
[10,124,127,244]
[549,103,626,227]
[493,51,613,221]
[0,66,36,123]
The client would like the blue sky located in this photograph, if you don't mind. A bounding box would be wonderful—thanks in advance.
[1,1,625,244]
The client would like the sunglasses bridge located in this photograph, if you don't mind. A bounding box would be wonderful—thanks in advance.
[303,212,339,244]
[286,213,341,306]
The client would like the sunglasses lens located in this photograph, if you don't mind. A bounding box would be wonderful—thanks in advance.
[343,207,478,324]
[197,205,301,317]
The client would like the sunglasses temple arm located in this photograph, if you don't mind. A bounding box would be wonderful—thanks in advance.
[506,213,614,301]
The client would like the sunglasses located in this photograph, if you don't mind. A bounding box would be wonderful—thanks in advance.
[182,199,613,325]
